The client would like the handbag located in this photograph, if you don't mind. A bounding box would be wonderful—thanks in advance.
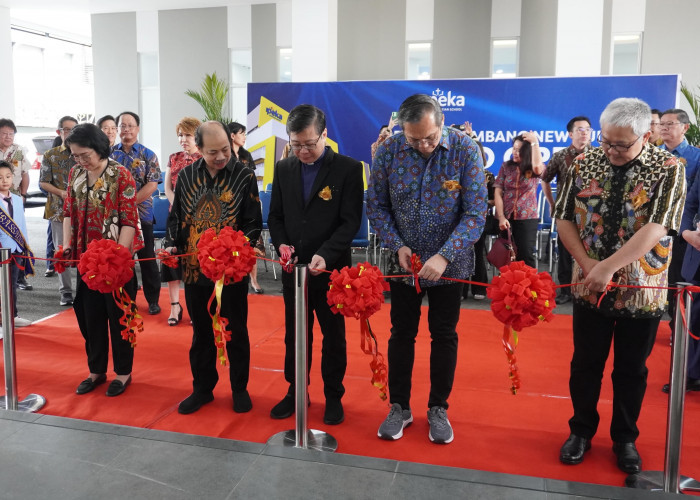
[487,227,517,269]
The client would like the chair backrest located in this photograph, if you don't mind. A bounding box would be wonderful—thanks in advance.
[152,196,170,235]
[353,202,369,243]
[259,190,271,224]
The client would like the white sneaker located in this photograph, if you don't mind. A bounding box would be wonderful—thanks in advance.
[13,317,31,327]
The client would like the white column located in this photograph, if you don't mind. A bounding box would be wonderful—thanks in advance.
[0,7,14,120]
[555,0,604,76]
[292,0,337,82]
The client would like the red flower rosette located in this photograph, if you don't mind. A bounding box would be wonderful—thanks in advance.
[327,262,390,400]
[157,249,179,269]
[53,246,71,274]
[78,239,135,294]
[487,261,557,394]
[197,226,256,285]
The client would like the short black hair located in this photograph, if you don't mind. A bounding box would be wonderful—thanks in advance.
[58,116,78,129]
[0,119,17,133]
[566,116,591,133]
[397,94,443,127]
[195,121,230,149]
[116,111,140,126]
[227,121,246,136]
[97,114,116,128]
[651,108,662,118]
[64,123,111,160]
[662,108,691,124]
[286,105,326,135]
[0,160,12,173]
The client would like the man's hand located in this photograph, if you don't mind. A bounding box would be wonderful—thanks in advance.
[578,255,599,278]
[279,244,294,261]
[397,246,412,272]
[583,259,615,293]
[417,254,449,282]
[309,254,326,275]
[683,229,700,251]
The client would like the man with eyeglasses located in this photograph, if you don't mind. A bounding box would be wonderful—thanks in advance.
[110,111,162,316]
[267,104,364,426]
[649,108,663,146]
[542,116,592,305]
[39,115,78,306]
[555,98,685,474]
[367,94,487,444]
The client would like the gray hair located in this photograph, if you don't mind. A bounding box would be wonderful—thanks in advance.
[661,108,690,125]
[397,94,443,127]
[599,97,651,136]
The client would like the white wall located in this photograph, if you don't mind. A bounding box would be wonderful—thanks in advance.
[491,0,521,38]
[555,0,604,76]
[406,0,434,41]
[136,10,160,158]
[292,0,336,82]
[251,3,277,83]
[276,0,291,48]
[228,4,252,49]
[0,7,13,120]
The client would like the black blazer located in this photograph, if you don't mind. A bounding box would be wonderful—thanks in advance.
[268,147,364,289]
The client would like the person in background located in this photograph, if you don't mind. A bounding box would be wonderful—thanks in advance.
[40,115,78,307]
[649,108,663,147]
[494,133,545,268]
[111,111,162,316]
[466,139,494,300]
[542,116,592,304]
[162,117,202,326]
[97,115,118,148]
[64,123,142,397]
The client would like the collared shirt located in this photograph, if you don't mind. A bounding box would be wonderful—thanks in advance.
[542,143,591,185]
[659,138,700,192]
[167,150,202,191]
[166,157,262,285]
[367,126,487,286]
[554,143,685,318]
[493,162,540,220]
[110,142,161,223]
[40,145,75,221]
[301,147,327,204]
[0,143,31,193]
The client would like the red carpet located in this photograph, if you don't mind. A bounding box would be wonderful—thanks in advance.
[4,290,700,489]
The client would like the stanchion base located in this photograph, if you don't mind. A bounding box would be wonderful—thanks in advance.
[625,470,700,492]
[0,393,46,413]
[267,429,338,452]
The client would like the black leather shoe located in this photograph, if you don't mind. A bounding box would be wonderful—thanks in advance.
[148,303,161,315]
[612,442,642,474]
[105,375,131,397]
[45,269,56,278]
[559,434,591,465]
[76,373,107,395]
[662,377,700,393]
[270,394,295,419]
[233,390,252,413]
[17,276,32,291]
[178,392,214,414]
[324,398,344,425]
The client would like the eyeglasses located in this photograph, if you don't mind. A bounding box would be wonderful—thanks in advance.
[118,124,136,130]
[405,130,442,148]
[0,132,15,138]
[575,127,592,134]
[650,121,660,127]
[61,128,74,134]
[102,126,118,132]
[70,152,94,163]
[289,135,322,151]
[599,135,641,152]
[659,121,682,129]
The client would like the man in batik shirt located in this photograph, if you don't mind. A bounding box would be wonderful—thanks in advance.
[542,116,592,304]
[110,111,162,315]
[368,94,486,445]
[555,98,685,474]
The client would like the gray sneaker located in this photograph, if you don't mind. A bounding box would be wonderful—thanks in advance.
[377,403,413,440]
[427,406,454,444]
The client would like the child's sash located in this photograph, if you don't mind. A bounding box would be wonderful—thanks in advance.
[0,203,35,275]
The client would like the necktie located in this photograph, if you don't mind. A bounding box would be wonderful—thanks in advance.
[4,197,12,218]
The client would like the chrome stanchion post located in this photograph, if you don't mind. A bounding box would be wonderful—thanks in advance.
[267,264,337,452]
[627,282,700,492]
[0,248,45,413]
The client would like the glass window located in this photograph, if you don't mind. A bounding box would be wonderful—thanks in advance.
[407,42,431,80]
[612,34,641,75]
[279,48,292,83]
[492,38,518,78]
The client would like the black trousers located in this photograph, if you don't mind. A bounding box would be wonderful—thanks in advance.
[557,234,573,293]
[73,273,137,375]
[568,303,659,442]
[667,236,687,334]
[184,279,250,395]
[468,232,488,296]
[282,284,347,400]
[510,218,538,268]
[388,281,463,410]
[136,222,161,305]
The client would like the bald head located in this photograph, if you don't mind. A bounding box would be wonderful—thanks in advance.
[196,121,232,172]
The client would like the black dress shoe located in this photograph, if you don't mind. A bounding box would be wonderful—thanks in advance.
[324,398,344,425]
[17,276,32,291]
[106,375,131,397]
[559,434,591,465]
[148,303,161,315]
[76,373,107,395]
[233,390,252,413]
[178,392,214,414]
[662,377,700,393]
[45,269,56,278]
[270,394,295,419]
[612,442,642,474]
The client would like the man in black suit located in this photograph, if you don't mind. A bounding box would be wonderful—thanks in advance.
[267,104,364,425]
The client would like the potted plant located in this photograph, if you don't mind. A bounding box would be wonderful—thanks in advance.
[185,72,231,123]
[681,82,700,147]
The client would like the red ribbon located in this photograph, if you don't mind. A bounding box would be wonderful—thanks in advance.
[410,253,423,293]
[502,325,520,395]
[280,245,295,273]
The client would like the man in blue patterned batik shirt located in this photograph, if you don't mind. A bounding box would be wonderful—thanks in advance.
[367,94,487,445]
[110,111,162,315]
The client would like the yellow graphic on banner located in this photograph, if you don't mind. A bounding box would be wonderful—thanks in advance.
[258,97,288,127]
[248,136,278,190]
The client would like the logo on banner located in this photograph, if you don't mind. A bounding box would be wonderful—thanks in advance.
[431,88,465,112]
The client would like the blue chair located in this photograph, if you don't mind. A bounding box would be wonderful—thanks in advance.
[258,191,276,279]
[152,196,171,248]
[351,202,373,263]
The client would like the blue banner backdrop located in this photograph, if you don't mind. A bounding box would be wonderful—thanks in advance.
[247,75,679,183]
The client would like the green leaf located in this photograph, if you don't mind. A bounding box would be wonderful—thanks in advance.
[184,72,231,123]
[681,83,700,147]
